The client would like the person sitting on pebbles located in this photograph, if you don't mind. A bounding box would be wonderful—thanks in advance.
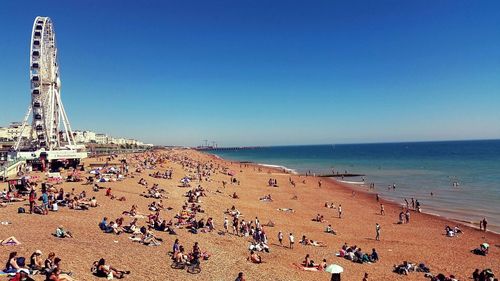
[94,258,130,279]
[325,224,337,235]
[247,250,262,264]
[55,226,73,238]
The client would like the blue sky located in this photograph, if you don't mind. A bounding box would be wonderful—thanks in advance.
[1,0,499,146]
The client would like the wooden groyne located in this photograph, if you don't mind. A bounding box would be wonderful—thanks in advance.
[319,173,365,178]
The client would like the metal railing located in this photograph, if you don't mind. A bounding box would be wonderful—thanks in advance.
[1,157,27,179]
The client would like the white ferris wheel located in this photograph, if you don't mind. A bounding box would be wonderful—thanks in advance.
[15,16,76,151]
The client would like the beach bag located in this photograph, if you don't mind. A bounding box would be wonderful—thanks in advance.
[18,207,26,213]
[33,206,43,214]
[17,257,26,267]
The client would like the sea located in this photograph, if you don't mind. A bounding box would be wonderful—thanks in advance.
[206,140,500,233]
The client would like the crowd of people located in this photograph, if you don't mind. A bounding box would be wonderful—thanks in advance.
[3,250,74,281]
[0,150,496,281]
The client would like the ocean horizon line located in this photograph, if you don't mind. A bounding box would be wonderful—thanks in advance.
[196,137,500,149]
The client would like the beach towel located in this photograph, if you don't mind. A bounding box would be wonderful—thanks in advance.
[0,236,21,246]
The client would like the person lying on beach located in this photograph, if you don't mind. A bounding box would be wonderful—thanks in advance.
[263,220,275,227]
[9,269,34,281]
[259,194,273,202]
[249,242,270,253]
[393,261,430,275]
[445,225,462,237]
[225,206,241,217]
[93,258,130,279]
[92,183,104,191]
[48,267,75,281]
[393,261,414,275]
[299,254,326,270]
[247,250,262,264]
[338,244,378,263]
[122,205,138,217]
[55,226,73,238]
[424,273,458,281]
[123,218,140,234]
[277,208,294,212]
[300,236,327,247]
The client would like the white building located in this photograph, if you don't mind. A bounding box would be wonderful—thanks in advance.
[1,123,152,147]
[0,122,34,141]
[95,133,110,144]
[74,130,96,143]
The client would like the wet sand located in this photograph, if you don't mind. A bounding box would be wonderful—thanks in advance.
[0,149,498,281]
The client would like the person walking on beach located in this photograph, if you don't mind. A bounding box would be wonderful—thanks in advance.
[232,217,239,236]
[338,204,342,218]
[29,188,36,214]
[41,187,49,215]
[380,204,385,216]
[482,217,488,232]
[278,231,283,246]
[363,272,369,281]
[375,223,381,241]
[289,233,294,249]
[223,217,229,233]
[405,209,410,223]
[318,180,322,188]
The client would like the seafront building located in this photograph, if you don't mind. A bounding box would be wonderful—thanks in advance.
[0,122,35,141]
[1,122,152,147]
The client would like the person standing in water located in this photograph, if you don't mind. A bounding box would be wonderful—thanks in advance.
[482,218,488,232]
